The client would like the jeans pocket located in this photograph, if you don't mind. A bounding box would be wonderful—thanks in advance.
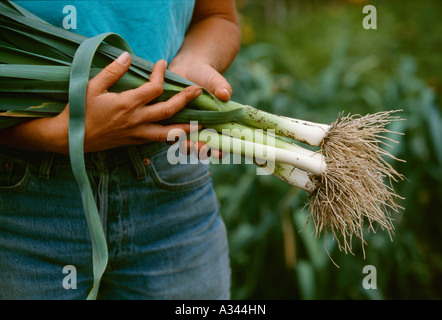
[0,153,31,193]
[146,149,212,192]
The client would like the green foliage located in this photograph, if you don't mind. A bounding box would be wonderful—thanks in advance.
[212,0,442,300]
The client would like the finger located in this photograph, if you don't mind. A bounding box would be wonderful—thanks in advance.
[88,51,132,94]
[214,85,233,102]
[123,60,167,106]
[215,88,232,102]
[193,141,212,160]
[177,139,194,156]
[166,136,179,146]
[137,86,202,123]
[211,149,228,160]
[204,68,233,102]
[135,123,195,143]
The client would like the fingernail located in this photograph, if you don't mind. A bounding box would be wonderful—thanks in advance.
[194,88,203,98]
[222,88,231,99]
[163,60,168,68]
[116,52,130,65]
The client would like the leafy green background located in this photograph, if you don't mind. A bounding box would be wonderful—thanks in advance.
[211,0,442,300]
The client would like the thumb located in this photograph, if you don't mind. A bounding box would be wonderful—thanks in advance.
[88,52,131,94]
[204,67,233,102]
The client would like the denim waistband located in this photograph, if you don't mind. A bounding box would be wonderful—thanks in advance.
[0,142,171,181]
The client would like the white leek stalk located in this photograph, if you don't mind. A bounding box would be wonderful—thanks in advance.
[189,129,326,176]
[0,3,405,256]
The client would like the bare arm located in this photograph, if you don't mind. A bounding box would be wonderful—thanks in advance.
[0,56,201,154]
[168,0,241,101]
[0,1,241,155]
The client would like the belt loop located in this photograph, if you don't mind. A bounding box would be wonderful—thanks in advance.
[39,152,55,180]
[127,146,146,180]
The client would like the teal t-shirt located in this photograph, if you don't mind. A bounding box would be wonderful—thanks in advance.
[14,0,196,63]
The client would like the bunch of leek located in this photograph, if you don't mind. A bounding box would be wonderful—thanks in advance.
[0,1,404,298]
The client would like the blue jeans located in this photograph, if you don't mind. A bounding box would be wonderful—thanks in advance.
[0,143,230,300]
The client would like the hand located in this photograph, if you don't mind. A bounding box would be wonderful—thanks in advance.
[168,57,232,102]
[50,52,202,154]
[168,56,231,159]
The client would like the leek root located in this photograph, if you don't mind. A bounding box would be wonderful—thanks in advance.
[0,2,405,256]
